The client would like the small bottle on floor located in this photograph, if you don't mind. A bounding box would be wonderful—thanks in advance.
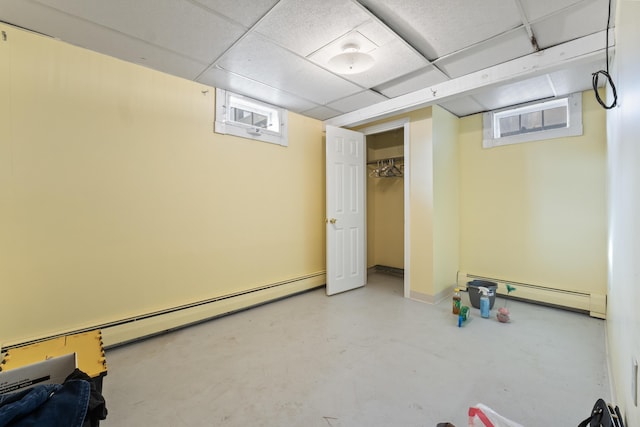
[452,288,461,315]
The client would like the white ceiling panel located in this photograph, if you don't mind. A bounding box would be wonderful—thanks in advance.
[307,19,428,89]
[307,30,380,65]
[198,67,318,113]
[358,0,522,59]
[436,28,534,78]
[330,40,428,88]
[326,90,388,113]
[301,106,342,121]
[1,0,209,79]
[472,75,556,110]
[375,67,449,98]
[438,96,488,117]
[190,0,279,28]
[355,17,402,47]
[31,0,245,63]
[254,0,371,57]
[547,58,607,94]
[531,0,610,49]
[216,33,363,105]
[520,0,588,22]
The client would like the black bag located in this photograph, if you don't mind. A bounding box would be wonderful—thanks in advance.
[578,398,624,427]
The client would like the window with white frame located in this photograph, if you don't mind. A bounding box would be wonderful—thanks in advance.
[215,88,288,147]
[482,92,582,148]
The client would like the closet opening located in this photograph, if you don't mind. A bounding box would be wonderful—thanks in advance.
[365,126,406,295]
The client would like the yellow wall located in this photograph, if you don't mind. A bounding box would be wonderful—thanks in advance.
[458,90,607,295]
[0,24,325,347]
[408,106,460,300]
[356,107,459,302]
[366,132,404,269]
[432,106,460,297]
[406,108,435,298]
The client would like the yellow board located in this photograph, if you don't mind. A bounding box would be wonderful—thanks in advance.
[1,330,107,380]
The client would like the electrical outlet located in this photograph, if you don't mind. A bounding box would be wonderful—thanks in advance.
[632,358,638,406]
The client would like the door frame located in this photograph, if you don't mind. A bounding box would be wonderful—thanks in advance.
[361,118,410,298]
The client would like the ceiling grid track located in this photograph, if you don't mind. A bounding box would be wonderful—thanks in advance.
[514,0,541,51]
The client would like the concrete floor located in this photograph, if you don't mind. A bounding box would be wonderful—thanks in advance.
[102,273,610,426]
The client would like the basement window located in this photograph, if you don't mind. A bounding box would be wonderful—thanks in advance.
[482,92,582,148]
[215,88,288,146]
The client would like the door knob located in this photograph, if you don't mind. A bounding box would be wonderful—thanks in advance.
[329,218,337,224]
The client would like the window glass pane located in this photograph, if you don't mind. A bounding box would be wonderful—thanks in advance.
[482,93,581,148]
[521,111,542,132]
[231,107,253,125]
[252,112,268,128]
[228,96,279,133]
[230,107,270,129]
[499,115,520,137]
[543,106,568,128]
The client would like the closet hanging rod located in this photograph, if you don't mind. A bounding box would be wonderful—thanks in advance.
[366,156,404,165]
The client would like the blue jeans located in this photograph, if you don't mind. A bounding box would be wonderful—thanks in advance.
[0,380,90,427]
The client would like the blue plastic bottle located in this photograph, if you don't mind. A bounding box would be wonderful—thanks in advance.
[478,287,490,318]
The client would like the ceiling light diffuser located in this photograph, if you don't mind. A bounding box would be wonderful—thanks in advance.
[327,43,375,75]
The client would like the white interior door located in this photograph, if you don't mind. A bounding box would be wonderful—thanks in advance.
[326,125,366,295]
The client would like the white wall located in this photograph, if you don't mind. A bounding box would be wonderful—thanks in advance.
[607,1,640,424]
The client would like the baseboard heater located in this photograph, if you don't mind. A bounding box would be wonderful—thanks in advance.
[4,272,326,351]
[457,272,606,319]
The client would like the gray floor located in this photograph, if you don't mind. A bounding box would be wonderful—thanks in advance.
[102,273,610,426]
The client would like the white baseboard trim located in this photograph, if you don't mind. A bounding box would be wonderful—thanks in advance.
[102,273,326,348]
[3,273,326,350]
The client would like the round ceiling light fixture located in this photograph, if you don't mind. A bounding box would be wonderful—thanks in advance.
[327,43,375,75]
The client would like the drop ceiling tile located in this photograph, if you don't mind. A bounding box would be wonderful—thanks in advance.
[438,96,488,117]
[355,18,401,47]
[375,67,450,98]
[32,0,245,62]
[358,0,522,59]
[547,57,607,94]
[307,30,379,65]
[197,67,318,113]
[436,28,534,79]
[190,0,279,28]
[320,40,428,89]
[472,75,556,110]
[2,0,208,79]
[307,20,427,89]
[254,0,371,57]
[531,0,610,49]
[216,33,363,105]
[302,106,342,121]
[519,0,590,22]
[351,40,427,87]
[326,91,388,113]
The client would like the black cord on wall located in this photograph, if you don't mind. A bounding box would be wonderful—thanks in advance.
[592,0,618,109]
